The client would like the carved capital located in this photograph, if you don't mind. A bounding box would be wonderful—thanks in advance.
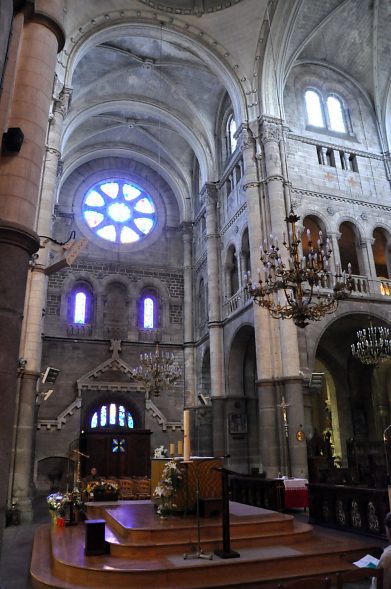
[236,124,255,153]
[200,182,218,207]
[260,120,283,144]
[53,87,73,118]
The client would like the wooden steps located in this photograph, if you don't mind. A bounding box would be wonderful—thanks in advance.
[30,501,383,589]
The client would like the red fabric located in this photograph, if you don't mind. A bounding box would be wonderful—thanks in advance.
[284,488,308,509]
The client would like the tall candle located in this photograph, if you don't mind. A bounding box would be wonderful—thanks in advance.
[169,443,175,457]
[183,409,191,461]
[177,440,183,456]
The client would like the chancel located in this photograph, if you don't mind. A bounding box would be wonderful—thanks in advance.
[1,1,391,588]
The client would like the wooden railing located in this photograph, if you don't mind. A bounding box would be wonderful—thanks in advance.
[229,474,285,511]
[307,483,389,539]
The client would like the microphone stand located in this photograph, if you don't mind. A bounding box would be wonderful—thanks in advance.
[183,459,213,560]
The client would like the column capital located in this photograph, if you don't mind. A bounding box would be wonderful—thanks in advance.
[236,123,256,152]
[23,0,65,53]
[53,87,73,118]
[0,219,40,256]
[200,182,218,206]
[259,118,284,144]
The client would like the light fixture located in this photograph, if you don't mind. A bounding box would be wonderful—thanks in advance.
[245,208,353,328]
[351,323,391,366]
[133,342,181,397]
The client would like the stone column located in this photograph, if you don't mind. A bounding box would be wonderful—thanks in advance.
[182,222,196,407]
[11,88,70,521]
[258,118,305,477]
[0,1,64,538]
[200,182,225,456]
[329,231,342,276]
[360,237,377,293]
[238,123,280,475]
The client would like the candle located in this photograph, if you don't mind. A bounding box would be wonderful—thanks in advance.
[169,443,175,457]
[177,440,183,455]
[183,409,191,461]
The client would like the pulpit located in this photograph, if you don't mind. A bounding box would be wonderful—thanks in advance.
[151,457,223,513]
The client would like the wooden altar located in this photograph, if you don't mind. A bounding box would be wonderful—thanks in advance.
[151,457,223,512]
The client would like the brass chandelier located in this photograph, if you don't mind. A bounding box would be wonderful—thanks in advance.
[133,342,181,397]
[245,208,353,328]
[351,324,391,366]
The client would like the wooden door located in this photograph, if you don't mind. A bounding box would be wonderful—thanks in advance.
[82,430,151,478]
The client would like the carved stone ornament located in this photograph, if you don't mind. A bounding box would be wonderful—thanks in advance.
[326,206,335,216]
[237,125,255,152]
[260,121,283,144]
[200,183,218,207]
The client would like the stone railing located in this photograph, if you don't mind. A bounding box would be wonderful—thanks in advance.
[224,287,252,317]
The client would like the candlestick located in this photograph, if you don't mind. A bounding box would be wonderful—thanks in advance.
[183,409,191,461]
[177,440,183,456]
[169,443,175,457]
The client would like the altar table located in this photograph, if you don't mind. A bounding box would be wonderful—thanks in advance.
[279,477,308,509]
[151,457,223,513]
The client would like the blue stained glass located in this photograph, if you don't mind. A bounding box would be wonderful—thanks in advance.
[97,225,116,241]
[74,292,86,324]
[127,413,134,428]
[120,226,139,243]
[108,202,131,223]
[85,191,105,207]
[101,182,119,198]
[143,297,154,329]
[82,179,156,245]
[84,211,104,228]
[112,438,126,453]
[109,403,116,425]
[134,197,154,214]
[134,218,153,234]
[100,406,107,427]
[91,412,98,429]
[119,405,125,427]
[123,184,141,200]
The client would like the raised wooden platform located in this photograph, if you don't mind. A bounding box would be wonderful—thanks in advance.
[30,500,383,589]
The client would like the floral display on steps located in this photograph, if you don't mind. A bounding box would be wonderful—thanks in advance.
[153,459,182,518]
[47,489,85,526]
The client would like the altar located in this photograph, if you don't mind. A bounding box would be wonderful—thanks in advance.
[279,477,308,509]
[151,457,223,513]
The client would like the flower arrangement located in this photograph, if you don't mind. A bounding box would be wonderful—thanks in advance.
[86,480,119,497]
[153,459,182,517]
[47,489,85,525]
[154,445,168,458]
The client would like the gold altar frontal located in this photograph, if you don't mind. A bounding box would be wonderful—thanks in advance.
[151,457,223,512]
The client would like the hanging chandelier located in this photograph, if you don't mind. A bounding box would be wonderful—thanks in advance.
[351,324,391,366]
[245,208,353,328]
[133,342,181,397]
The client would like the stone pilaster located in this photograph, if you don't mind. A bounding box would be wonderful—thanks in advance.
[182,222,196,407]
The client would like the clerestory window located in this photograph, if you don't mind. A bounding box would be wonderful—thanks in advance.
[305,89,347,134]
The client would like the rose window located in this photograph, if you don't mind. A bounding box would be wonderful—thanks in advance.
[82,179,156,244]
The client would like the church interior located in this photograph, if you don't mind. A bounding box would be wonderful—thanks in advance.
[1,0,391,587]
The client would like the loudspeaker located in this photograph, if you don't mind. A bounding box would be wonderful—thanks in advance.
[2,127,24,152]
[84,519,107,555]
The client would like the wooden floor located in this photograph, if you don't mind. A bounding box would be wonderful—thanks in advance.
[30,500,384,589]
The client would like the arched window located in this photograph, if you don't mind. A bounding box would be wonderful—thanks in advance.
[305,90,325,128]
[225,113,238,156]
[90,403,134,429]
[139,291,158,329]
[69,284,93,324]
[327,95,346,133]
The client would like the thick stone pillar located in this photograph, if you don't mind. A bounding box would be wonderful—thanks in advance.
[0,0,64,541]
[238,123,280,475]
[11,88,69,521]
[200,183,225,456]
[182,222,196,407]
[258,118,305,478]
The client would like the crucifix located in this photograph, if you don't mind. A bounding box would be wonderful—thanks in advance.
[277,396,292,478]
